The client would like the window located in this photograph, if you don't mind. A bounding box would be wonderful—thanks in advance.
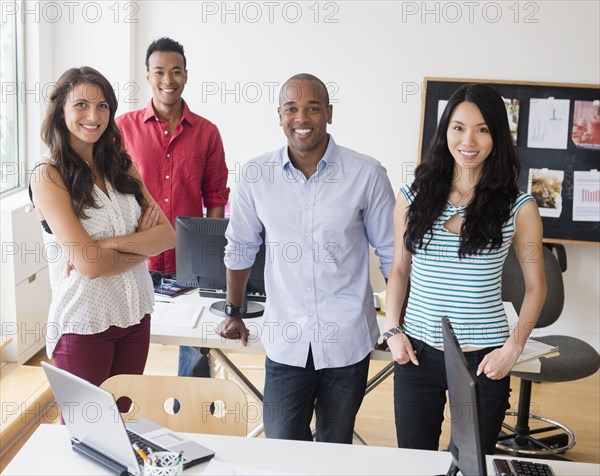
[0,11,23,195]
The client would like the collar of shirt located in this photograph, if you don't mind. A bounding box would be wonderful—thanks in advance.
[141,99,196,127]
[282,134,337,181]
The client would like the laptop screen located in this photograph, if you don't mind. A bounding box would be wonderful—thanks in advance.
[41,362,142,475]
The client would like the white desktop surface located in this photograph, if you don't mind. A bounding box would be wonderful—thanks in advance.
[151,291,396,361]
[149,293,541,364]
[150,291,267,353]
[3,425,599,476]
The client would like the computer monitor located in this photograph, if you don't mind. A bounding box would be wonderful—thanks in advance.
[442,316,488,476]
[175,216,266,318]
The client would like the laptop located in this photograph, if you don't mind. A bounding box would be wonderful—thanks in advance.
[42,362,215,475]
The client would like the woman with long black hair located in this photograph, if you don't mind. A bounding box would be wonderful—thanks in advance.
[384,84,546,454]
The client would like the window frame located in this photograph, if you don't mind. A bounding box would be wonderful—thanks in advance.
[1,7,26,197]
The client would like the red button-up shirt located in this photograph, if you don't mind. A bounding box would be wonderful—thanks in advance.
[117,100,229,274]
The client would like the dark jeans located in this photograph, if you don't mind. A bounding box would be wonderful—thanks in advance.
[263,348,370,444]
[394,335,510,455]
[177,346,210,377]
[174,347,210,414]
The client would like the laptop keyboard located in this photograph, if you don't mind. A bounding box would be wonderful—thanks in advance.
[126,429,167,465]
[510,460,554,476]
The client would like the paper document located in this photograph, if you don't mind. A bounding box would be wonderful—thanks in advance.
[573,170,600,222]
[152,302,203,328]
[503,301,559,371]
[512,359,542,373]
[517,339,559,364]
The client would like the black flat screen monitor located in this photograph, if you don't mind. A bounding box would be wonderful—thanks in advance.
[442,316,488,476]
[175,217,266,318]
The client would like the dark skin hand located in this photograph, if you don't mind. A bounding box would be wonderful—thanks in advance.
[217,268,252,346]
[218,315,250,346]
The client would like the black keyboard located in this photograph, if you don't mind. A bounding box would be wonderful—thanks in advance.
[494,459,555,476]
[510,460,554,476]
[126,429,166,465]
[198,289,267,302]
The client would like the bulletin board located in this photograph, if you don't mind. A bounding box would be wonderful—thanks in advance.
[418,77,600,246]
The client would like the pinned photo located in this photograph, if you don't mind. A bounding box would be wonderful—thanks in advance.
[503,97,520,145]
[528,168,564,218]
[571,100,600,150]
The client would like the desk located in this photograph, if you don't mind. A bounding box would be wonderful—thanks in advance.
[149,292,392,441]
[150,291,390,358]
[149,294,546,442]
[3,425,599,475]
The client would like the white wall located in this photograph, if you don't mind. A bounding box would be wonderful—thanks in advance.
[21,0,599,349]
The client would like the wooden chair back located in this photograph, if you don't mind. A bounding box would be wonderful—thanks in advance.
[101,375,248,436]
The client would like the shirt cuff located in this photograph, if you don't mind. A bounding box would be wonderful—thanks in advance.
[203,188,230,209]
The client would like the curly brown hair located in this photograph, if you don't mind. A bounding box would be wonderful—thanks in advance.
[40,66,146,218]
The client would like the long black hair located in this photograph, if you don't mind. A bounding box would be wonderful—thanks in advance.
[40,67,146,218]
[405,84,520,258]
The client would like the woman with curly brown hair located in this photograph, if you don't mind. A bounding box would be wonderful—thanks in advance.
[30,67,175,388]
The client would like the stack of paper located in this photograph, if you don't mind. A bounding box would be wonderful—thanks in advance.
[152,302,203,328]
[513,339,560,373]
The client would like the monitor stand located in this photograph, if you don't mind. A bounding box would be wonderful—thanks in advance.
[209,300,264,319]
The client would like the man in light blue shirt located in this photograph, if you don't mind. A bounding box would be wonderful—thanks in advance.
[218,73,395,443]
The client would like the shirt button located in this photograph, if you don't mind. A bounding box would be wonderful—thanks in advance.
[308,312,313,317]
[167,154,171,158]
[164,130,168,135]
[305,205,310,209]
[164,198,169,202]
[304,233,309,237]
[305,260,309,265]
[166,175,170,180]
[306,286,311,291]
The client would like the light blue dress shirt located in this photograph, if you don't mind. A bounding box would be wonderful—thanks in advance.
[225,136,395,370]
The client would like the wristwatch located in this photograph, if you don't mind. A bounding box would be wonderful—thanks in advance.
[224,303,243,317]
[382,326,403,341]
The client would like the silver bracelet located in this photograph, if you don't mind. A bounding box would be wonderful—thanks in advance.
[382,326,404,341]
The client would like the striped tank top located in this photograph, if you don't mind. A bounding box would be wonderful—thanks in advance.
[400,184,534,348]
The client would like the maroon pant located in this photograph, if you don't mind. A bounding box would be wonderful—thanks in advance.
[52,314,151,413]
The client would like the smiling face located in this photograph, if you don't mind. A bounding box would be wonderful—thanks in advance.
[63,82,109,154]
[146,50,187,109]
[446,101,493,178]
[278,79,333,163]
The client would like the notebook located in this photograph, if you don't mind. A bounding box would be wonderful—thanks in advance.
[41,362,215,475]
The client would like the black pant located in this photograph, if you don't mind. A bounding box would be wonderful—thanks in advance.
[393,335,510,454]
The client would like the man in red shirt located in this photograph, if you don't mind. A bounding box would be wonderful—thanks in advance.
[117,37,229,378]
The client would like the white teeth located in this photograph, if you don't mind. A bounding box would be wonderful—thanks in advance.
[295,129,311,135]
[162,89,175,93]
[81,124,98,130]
[460,150,477,157]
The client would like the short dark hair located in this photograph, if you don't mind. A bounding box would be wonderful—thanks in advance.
[280,73,329,106]
[145,37,186,71]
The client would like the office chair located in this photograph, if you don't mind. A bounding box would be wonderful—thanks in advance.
[101,375,248,436]
[496,246,600,457]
